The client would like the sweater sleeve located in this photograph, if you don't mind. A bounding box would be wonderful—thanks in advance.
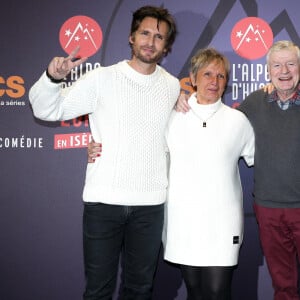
[240,116,255,167]
[29,70,99,121]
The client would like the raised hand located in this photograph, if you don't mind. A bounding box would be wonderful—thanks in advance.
[263,83,275,94]
[47,46,88,80]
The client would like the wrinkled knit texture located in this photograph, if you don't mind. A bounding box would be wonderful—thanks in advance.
[29,60,180,205]
[238,89,300,208]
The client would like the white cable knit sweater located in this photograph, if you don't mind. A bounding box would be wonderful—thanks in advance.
[29,60,180,205]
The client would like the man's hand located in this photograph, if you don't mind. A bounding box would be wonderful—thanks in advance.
[263,83,274,94]
[47,46,88,80]
[175,92,190,113]
[87,139,102,163]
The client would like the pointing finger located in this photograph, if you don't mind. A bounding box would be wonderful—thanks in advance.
[72,56,88,68]
[67,45,81,61]
[65,46,88,67]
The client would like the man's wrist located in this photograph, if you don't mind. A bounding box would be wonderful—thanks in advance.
[46,69,64,83]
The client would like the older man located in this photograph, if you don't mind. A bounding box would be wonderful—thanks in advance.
[238,40,300,300]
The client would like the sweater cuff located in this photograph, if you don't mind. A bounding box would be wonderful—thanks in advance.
[45,68,64,83]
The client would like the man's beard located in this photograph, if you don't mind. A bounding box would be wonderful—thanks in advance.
[133,46,165,64]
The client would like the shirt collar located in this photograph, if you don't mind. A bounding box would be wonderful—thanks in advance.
[268,84,300,106]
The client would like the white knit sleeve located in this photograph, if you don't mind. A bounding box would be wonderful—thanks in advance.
[29,69,99,121]
[241,117,255,167]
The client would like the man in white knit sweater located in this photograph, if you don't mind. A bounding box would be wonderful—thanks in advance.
[29,6,180,300]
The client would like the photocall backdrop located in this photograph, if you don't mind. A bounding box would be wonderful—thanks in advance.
[1,0,299,299]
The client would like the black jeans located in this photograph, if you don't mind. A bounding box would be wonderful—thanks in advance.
[83,202,164,300]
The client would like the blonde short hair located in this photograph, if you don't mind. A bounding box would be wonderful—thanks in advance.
[190,48,230,80]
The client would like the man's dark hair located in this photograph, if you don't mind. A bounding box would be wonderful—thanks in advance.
[130,5,177,56]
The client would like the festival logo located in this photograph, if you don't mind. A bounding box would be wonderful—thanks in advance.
[231,17,273,60]
[56,16,102,150]
[59,15,103,58]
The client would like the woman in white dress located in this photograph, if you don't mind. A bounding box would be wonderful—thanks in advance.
[163,48,255,300]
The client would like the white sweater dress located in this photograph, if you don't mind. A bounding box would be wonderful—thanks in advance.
[29,60,180,206]
[163,93,255,266]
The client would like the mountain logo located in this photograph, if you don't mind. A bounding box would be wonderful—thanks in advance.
[231,17,273,60]
[59,15,103,58]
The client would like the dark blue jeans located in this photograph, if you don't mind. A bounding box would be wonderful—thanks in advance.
[82,202,164,300]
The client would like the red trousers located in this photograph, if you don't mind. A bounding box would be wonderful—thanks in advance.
[254,203,300,300]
